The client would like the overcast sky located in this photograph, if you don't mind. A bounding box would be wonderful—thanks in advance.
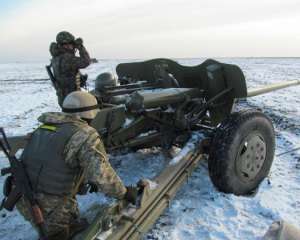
[0,0,300,62]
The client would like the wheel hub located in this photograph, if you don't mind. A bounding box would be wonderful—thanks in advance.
[236,133,267,182]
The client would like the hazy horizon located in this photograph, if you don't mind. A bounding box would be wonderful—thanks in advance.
[1,0,300,62]
[1,57,300,65]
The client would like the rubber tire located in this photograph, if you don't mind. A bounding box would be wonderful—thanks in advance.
[208,110,275,196]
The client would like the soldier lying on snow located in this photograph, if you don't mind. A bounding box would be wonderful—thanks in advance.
[49,31,91,107]
[14,91,136,240]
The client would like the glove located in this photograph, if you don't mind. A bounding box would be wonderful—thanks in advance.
[88,182,98,193]
[75,38,83,48]
[80,74,88,88]
[77,182,98,195]
[124,186,138,205]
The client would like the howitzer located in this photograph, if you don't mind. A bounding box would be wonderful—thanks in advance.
[75,58,300,239]
[0,128,48,239]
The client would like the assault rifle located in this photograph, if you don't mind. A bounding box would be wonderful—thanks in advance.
[0,128,48,239]
[45,64,59,90]
[46,64,88,90]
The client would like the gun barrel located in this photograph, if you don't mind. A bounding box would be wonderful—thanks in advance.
[247,80,300,97]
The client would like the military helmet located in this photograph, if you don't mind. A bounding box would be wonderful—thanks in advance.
[95,72,117,91]
[62,91,99,120]
[56,31,75,45]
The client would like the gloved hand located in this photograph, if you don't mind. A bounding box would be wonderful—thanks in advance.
[88,182,98,193]
[77,182,98,195]
[80,74,88,88]
[75,38,83,48]
[124,186,138,205]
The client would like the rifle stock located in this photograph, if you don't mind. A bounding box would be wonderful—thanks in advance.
[46,65,58,90]
[2,188,22,211]
[0,128,48,239]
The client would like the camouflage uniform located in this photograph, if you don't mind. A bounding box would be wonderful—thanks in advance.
[16,112,126,239]
[51,44,91,107]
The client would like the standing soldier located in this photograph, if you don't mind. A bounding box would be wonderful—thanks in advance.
[50,31,91,107]
[16,91,132,240]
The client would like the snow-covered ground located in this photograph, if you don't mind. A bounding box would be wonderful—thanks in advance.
[0,58,299,240]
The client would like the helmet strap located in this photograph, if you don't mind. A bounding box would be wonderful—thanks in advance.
[62,105,99,113]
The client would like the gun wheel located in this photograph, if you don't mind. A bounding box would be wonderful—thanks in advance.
[208,110,275,196]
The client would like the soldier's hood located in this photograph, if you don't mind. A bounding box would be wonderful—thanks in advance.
[38,112,87,125]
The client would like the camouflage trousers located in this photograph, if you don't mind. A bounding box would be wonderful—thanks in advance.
[16,193,82,240]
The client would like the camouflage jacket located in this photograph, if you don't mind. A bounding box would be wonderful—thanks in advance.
[51,46,90,91]
[36,112,126,199]
[17,113,126,235]
[17,112,126,237]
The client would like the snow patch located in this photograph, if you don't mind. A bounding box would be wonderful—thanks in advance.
[170,133,205,165]
[123,117,134,127]
[143,179,159,190]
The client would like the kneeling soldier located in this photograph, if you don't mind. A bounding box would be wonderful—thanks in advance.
[16,91,127,240]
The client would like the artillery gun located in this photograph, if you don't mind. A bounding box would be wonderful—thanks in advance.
[2,58,300,240]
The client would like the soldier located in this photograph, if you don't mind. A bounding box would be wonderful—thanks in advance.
[16,91,132,240]
[50,31,91,107]
[91,72,118,102]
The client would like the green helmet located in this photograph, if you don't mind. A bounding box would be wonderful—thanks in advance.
[62,91,99,120]
[95,72,117,91]
[56,31,75,45]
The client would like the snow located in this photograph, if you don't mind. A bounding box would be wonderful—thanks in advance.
[143,179,159,190]
[123,117,134,127]
[0,58,300,240]
[169,133,205,165]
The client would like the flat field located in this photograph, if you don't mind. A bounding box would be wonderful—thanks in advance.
[0,58,299,240]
